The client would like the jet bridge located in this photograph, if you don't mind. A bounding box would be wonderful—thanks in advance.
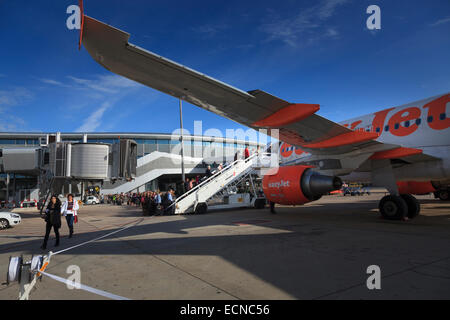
[0,134,137,210]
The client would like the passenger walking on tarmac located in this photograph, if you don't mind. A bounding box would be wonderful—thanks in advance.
[155,190,162,215]
[164,188,175,215]
[61,193,79,238]
[169,189,176,215]
[41,195,61,249]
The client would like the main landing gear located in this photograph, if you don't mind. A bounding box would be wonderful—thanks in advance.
[434,189,449,201]
[378,194,420,220]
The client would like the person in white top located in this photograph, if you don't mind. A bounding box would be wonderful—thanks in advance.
[61,194,79,238]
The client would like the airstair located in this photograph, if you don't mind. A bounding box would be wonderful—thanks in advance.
[173,153,271,214]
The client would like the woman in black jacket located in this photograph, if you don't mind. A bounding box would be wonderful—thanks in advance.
[41,195,62,250]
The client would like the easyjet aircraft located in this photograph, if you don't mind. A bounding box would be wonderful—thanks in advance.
[78,12,450,221]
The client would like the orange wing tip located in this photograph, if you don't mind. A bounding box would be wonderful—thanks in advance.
[370,147,423,160]
[252,103,320,128]
[302,131,380,149]
[78,0,85,50]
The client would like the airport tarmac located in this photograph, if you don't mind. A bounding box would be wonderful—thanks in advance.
[0,193,449,300]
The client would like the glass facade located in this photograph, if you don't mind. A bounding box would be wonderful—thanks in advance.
[0,134,263,161]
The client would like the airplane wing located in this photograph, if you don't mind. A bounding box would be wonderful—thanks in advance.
[80,16,394,156]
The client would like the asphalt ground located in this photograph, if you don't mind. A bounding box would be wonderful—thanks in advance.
[0,192,449,300]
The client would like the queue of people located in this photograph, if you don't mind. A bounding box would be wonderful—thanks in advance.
[103,189,177,216]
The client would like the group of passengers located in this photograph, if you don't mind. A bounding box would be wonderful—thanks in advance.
[104,190,176,216]
[141,189,176,216]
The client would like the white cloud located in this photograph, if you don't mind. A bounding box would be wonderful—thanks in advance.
[67,74,140,93]
[76,101,111,132]
[39,78,74,88]
[192,23,229,38]
[430,16,450,26]
[0,87,32,131]
[0,87,33,108]
[37,73,142,131]
[260,0,348,47]
[317,0,349,19]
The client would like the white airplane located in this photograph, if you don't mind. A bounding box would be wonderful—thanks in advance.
[78,13,450,221]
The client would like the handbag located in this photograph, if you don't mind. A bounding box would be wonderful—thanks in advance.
[74,215,78,224]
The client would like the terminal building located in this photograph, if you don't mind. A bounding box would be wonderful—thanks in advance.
[0,132,265,205]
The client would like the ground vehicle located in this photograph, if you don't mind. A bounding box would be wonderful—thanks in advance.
[0,212,21,229]
[85,196,100,205]
[21,200,37,208]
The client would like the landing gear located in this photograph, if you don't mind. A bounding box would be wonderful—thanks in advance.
[194,203,208,215]
[379,194,420,220]
[400,194,420,219]
[254,198,266,210]
[434,189,449,201]
[379,195,408,220]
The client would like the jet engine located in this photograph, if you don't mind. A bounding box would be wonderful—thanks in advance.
[262,165,342,205]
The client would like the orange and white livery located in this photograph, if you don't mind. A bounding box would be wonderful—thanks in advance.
[78,6,450,220]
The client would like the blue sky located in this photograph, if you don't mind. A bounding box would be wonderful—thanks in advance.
[0,0,449,139]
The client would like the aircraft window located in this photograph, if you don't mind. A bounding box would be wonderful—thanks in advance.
[384,125,389,131]
[440,113,446,120]
[427,116,433,123]
[394,123,399,130]
[376,127,380,133]
[416,118,421,125]
[404,120,410,128]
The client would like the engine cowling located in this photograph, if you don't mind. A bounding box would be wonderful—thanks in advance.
[262,165,342,205]
[397,181,436,195]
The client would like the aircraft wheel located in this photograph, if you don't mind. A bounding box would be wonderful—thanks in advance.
[400,194,420,219]
[379,195,408,220]
[195,203,207,215]
[254,199,266,209]
[437,189,449,201]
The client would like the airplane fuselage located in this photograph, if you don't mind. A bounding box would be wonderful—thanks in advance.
[280,93,450,183]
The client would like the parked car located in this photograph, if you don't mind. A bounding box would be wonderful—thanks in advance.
[0,212,22,229]
[85,196,100,205]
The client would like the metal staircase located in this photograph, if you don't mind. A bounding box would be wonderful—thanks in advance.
[173,153,269,214]
[37,170,54,214]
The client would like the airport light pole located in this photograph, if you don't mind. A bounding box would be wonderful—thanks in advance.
[179,98,186,184]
